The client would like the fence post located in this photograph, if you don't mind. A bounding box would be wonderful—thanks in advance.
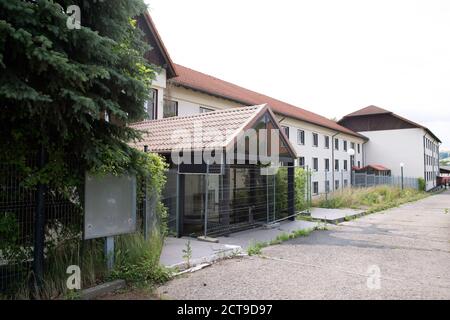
[273,172,276,221]
[33,146,47,295]
[266,174,269,223]
[143,177,149,240]
[288,165,295,220]
[204,163,210,237]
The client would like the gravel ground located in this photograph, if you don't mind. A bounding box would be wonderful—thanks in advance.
[157,190,450,300]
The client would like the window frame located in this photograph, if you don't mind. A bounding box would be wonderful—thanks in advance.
[297,129,305,145]
[144,88,158,120]
[199,106,214,113]
[324,136,330,149]
[282,126,290,139]
[163,99,178,118]
[298,157,305,168]
[313,157,319,171]
[312,133,319,147]
[313,182,319,195]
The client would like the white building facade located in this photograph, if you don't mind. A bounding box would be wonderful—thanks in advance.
[338,106,441,191]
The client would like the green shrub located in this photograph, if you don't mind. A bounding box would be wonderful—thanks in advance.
[275,167,309,217]
[418,178,426,191]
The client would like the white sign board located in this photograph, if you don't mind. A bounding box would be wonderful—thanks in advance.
[84,174,136,239]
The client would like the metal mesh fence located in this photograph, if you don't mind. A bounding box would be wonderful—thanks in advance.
[173,165,310,238]
[353,172,419,189]
[0,160,157,297]
[305,168,419,200]
[0,159,83,296]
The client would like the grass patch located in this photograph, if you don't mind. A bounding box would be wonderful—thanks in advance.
[246,224,327,256]
[247,241,269,256]
[312,186,429,214]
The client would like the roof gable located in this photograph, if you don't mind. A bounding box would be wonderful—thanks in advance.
[137,12,177,78]
[339,105,441,143]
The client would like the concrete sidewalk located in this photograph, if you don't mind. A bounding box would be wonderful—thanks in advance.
[158,190,450,299]
[309,207,365,224]
[160,219,318,270]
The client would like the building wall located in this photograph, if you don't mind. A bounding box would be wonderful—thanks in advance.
[164,85,366,195]
[277,116,365,195]
[424,132,440,190]
[359,128,439,191]
[164,84,243,117]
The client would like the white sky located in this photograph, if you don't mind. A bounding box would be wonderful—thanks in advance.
[145,0,450,150]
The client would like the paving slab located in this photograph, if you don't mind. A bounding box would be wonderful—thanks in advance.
[310,207,365,224]
[159,237,241,270]
[160,219,318,269]
[217,220,318,248]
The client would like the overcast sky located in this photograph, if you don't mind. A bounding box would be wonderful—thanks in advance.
[146,0,450,150]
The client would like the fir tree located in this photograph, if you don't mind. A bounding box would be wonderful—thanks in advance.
[0,0,155,187]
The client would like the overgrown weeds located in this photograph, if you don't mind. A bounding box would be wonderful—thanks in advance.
[110,232,171,287]
[313,186,428,213]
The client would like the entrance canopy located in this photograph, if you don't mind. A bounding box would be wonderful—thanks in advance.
[130,104,298,165]
[130,105,300,237]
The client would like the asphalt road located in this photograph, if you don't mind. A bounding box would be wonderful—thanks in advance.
[157,190,450,300]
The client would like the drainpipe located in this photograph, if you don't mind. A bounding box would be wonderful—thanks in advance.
[331,132,339,190]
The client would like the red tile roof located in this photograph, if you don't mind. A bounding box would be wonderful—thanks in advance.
[130,104,297,158]
[344,105,391,117]
[170,64,367,140]
[354,164,391,171]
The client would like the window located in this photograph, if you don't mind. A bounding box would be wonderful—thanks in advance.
[163,99,178,118]
[325,158,330,172]
[344,159,348,171]
[358,161,361,168]
[351,142,355,150]
[357,144,361,154]
[200,106,214,113]
[282,126,290,139]
[313,182,319,195]
[144,88,158,120]
[325,136,330,149]
[312,133,319,147]
[334,138,339,150]
[335,159,339,171]
[344,179,348,188]
[325,181,330,193]
[335,180,340,190]
[297,130,305,145]
[298,157,305,168]
[343,140,348,151]
[313,157,319,171]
